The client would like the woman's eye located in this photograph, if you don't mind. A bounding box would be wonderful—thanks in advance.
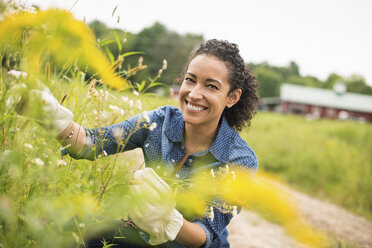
[207,84,219,90]
[185,77,195,83]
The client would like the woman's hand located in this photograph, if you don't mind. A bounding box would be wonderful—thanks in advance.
[128,168,184,245]
[7,70,73,134]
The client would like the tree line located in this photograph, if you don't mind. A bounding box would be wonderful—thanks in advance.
[89,20,372,97]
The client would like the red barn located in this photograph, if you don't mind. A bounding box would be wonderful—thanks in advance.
[260,83,372,122]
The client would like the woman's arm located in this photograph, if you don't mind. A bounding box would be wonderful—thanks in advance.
[175,219,206,248]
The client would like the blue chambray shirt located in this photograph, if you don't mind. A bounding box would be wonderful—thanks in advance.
[64,105,258,248]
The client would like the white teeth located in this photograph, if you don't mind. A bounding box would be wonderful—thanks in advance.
[187,102,205,112]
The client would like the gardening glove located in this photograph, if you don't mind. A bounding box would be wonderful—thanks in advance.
[128,168,184,245]
[6,70,73,133]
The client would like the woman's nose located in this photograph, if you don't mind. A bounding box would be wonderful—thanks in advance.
[188,84,203,100]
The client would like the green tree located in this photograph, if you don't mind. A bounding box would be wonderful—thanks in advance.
[128,22,203,90]
[253,67,282,97]
[323,73,343,89]
[345,74,372,95]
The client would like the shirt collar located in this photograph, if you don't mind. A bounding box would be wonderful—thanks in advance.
[165,113,234,163]
[164,111,184,143]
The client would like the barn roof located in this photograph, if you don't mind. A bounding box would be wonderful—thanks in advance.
[280,83,372,113]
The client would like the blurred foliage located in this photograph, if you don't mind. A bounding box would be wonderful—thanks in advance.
[89,21,203,95]
[241,112,372,221]
[249,62,372,97]
[0,9,129,89]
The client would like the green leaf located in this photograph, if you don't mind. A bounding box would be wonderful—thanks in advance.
[72,232,80,244]
[105,47,115,64]
[119,51,144,58]
[100,39,116,47]
[138,80,147,92]
[112,5,118,17]
[113,31,122,52]
[149,82,166,87]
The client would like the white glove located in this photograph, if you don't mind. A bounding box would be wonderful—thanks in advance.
[30,88,73,133]
[128,168,184,245]
[6,70,73,133]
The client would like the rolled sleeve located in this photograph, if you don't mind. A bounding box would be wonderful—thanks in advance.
[192,207,233,248]
[194,221,213,248]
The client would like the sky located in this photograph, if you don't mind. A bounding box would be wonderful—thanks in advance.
[24,0,372,86]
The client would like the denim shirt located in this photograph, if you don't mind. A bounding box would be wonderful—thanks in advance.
[65,105,258,248]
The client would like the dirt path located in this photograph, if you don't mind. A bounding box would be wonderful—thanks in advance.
[126,150,372,248]
[227,182,372,248]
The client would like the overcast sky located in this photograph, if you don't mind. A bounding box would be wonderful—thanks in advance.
[25,0,372,85]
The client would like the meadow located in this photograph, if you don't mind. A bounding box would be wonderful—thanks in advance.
[241,112,372,221]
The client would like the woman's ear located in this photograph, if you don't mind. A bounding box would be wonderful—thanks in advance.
[227,89,242,108]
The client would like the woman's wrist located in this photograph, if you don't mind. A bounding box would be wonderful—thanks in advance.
[57,121,87,155]
[175,219,206,248]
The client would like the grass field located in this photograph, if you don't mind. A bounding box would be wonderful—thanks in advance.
[240,112,372,221]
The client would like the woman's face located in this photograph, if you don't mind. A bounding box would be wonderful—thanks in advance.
[179,54,241,129]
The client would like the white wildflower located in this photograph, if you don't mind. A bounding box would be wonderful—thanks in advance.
[57,160,67,166]
[79,223,86,228]
[122,96,129,103]
[103,150,108,157]
[99,89,105,98]
[138,56,143,66]
[143,112,150,123]
[225,164,229,173]
[232,170,236,180]
[99,110,108,121]
[129,100,134,108]
[120,109,125,115]
[35,158,44,166]
[133,91,139,96]
[109,104,119,111]
[7,70,27,79]
[112,127,124,139]
[156,165,161,169]
[162,59,167,70]
[135,99,142,110]
[24,144,33,149]
[232,206,238,216]
[175,174,180,178]
[209,206,214,221]
[211,169,215,178]
[149,122,157,131]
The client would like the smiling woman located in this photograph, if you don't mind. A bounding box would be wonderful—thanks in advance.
[17,39,260,247]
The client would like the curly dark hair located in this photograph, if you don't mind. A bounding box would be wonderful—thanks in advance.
[180,39,259,131]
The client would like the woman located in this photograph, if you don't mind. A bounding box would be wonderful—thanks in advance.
[27,39,259,247]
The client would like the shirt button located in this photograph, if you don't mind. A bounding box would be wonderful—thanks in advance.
[188,158,193,163]
[145,143,149,148]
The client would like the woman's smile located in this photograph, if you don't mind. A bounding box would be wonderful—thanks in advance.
[185,100,208,113]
